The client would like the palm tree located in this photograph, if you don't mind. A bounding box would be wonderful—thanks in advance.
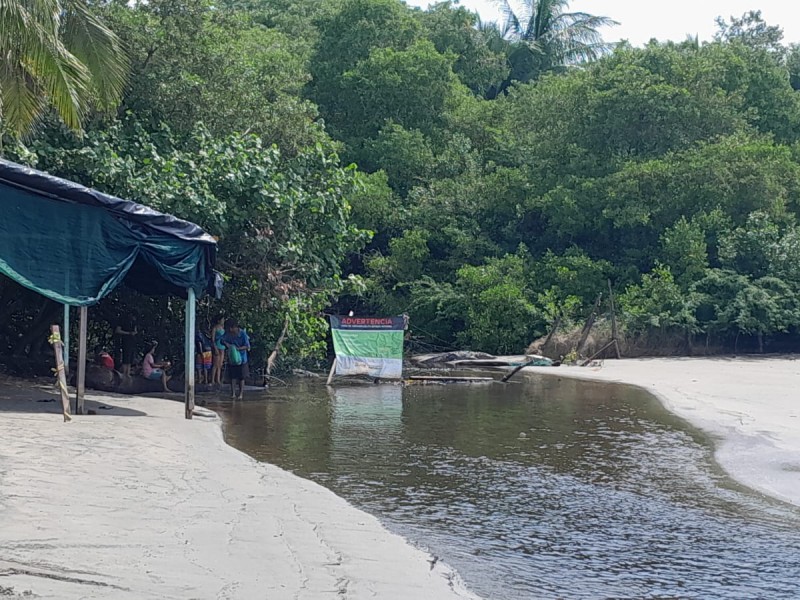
[0,0,127,137]
[493,0,618,81]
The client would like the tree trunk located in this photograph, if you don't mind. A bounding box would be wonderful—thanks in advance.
[576,293,602,357]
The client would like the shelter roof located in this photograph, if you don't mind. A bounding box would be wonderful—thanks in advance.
[0,159,217,305]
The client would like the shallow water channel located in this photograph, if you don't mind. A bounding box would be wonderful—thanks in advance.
[212,373,800,599]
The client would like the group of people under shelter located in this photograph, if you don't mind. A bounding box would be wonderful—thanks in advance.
[97,315,251,399]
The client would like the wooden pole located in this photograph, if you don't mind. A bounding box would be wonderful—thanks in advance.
[185,288,196,420]
[607,279,621,359]
[63,304,70,377]
[326,358,337,386]
[75,306,87,415]
[49,325,71,422]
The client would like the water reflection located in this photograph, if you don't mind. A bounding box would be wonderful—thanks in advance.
[214,375,800,599]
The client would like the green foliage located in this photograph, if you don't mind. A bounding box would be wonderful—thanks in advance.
[418,2,509,96]
[338,40,460,142]
[7,0,800,363]
[619,267,698,334]
[108,0,324,152]
[363,124,435,195]
[309,0,419,139]
[16,118,368,362]
[454,253,541,355]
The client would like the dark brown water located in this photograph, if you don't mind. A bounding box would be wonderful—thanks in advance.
[211,374,800,599]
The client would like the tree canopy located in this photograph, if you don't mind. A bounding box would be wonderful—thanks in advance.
[2,0,800,370]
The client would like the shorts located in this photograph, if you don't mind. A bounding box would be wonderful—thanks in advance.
[227,363,249,382]
[199,351,212,370]
[146,369,164,380]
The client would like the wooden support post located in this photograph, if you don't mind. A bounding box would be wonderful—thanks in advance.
[607,279,621,359]
[49,325,72,422]
[326,358,337,386]
[63,304,70,377]
[185,288,196,420]
[76,306,87,415]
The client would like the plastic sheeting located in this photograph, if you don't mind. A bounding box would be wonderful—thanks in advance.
[0,159,217,305]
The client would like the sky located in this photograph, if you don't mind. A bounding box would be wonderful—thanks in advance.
[405,0,800,46]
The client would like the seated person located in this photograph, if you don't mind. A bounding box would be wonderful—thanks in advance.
[94,347,115,370]
[142,341,171,393]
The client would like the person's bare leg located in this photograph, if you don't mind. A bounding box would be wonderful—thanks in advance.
[237,379,244,400]
[161,372,169,393]
[230,379,236,399]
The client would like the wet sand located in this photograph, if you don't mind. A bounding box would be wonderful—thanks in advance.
[0,382,477,599]
[531,357,800,507]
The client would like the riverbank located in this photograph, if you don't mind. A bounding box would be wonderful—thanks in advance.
[529,357,800,507]
[0,382,477,599]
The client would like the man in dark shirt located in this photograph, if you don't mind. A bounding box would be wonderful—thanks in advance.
[114,316,138,377]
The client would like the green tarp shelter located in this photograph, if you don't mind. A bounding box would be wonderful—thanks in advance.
[0,158,218,419]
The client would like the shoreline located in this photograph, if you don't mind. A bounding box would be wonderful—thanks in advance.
[0,382,478,600]
[526,356,800,508]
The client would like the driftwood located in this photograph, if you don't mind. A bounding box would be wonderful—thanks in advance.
[48,325,71,422]
[407,376,494,385]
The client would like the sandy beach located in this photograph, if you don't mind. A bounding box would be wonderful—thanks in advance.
[0,382,477,600]
[531,356,800,507]
[3,357,799,598]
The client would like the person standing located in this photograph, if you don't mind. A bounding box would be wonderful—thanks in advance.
[114,316,138,377]
[223,318,250,400]
[195,326,213,385]
[211,314,226,387]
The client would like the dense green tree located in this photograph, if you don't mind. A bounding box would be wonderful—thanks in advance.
[337,40,459,143]
[309,0,419,140]
[108,0,323,151]
[419,2,509,96]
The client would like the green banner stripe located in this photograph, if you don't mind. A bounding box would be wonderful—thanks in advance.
[331,329,403,359]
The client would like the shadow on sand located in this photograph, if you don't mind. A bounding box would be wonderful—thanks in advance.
[0,381,147,417]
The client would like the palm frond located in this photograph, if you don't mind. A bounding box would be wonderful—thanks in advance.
[0,60,45,136]
[490,0,524,39]
[62,0,129,109]
[0,0,127,135]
